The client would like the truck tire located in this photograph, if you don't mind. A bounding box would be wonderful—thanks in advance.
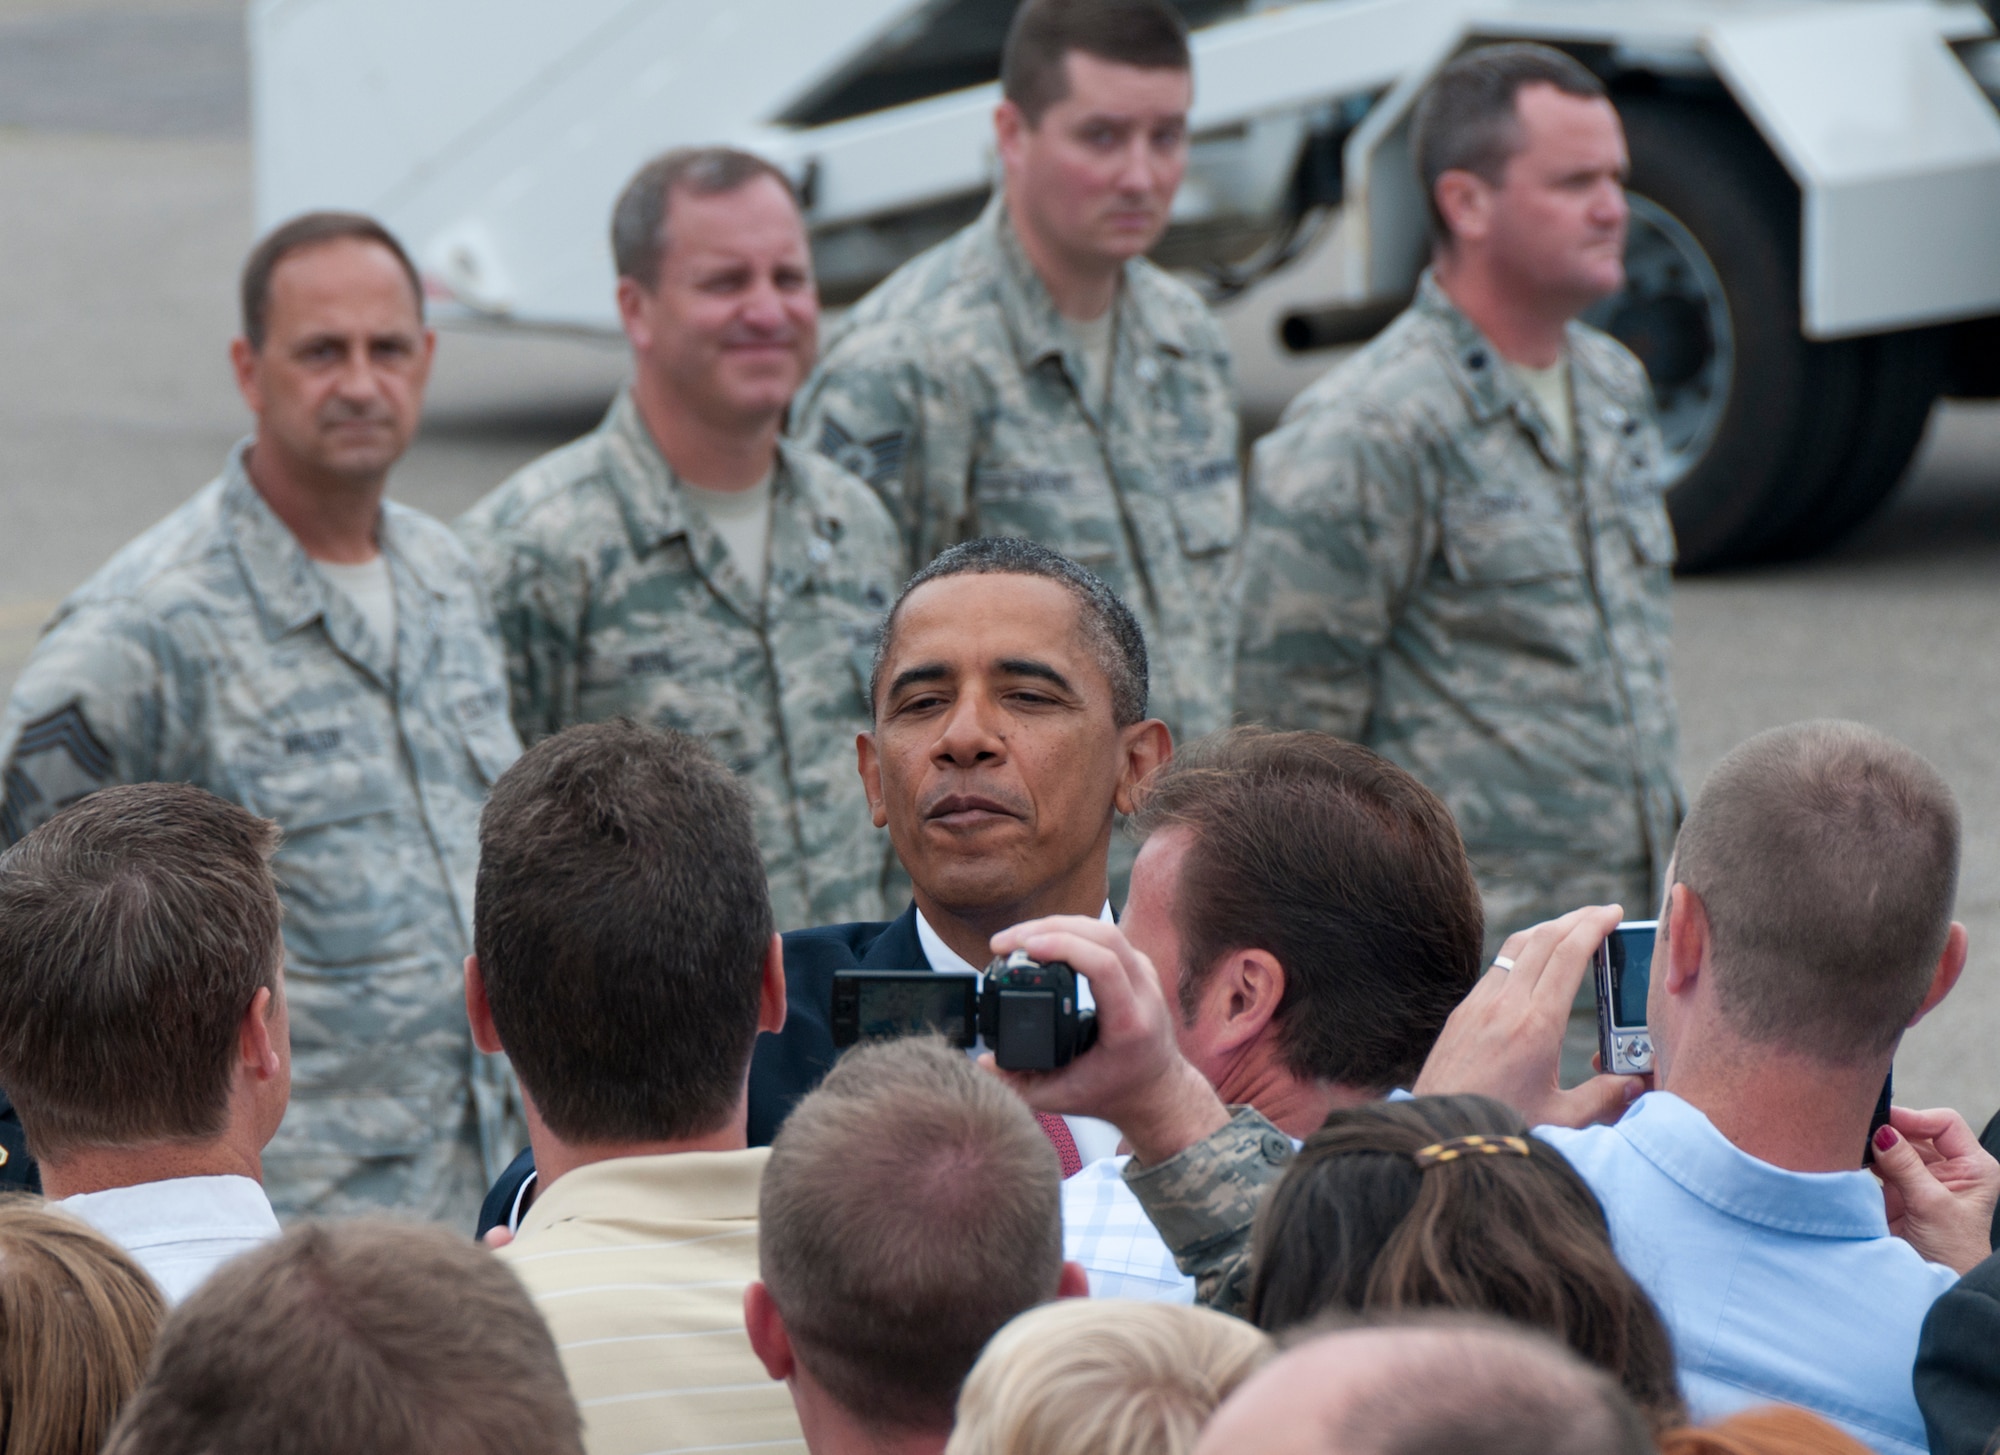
[1603,98,1886,570]
[1761,328,1945,560]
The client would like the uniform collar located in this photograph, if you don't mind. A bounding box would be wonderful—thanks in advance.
[974,194,1193,379]
[515,1146,769,1236]
[1414,269,1600,470]
[220,440,436,649]
[1615,1091,1893,1239]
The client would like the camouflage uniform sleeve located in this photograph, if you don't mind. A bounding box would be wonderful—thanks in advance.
[793,327,971,571]
[1234,406,1434,738]
[460,529,585,746]
[1121,1105,1296,1317]
[0,602,179,846]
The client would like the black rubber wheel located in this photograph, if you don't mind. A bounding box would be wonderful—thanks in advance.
[1762,328,1945,560]
[1603,98,1870,570]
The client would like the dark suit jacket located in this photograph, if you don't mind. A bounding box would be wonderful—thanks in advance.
[1917,1249,2000,1455]
[474,907,930,1237]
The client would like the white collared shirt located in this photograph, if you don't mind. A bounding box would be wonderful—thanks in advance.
[916,903,1124,1166]
[59,1174,281,1304]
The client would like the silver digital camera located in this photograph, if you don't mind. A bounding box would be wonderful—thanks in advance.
[1593,920,1657,1077]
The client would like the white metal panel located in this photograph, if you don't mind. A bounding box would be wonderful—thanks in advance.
[1701,3,2000,333]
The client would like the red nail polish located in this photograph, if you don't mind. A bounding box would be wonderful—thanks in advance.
[1873,1124,1898,1152]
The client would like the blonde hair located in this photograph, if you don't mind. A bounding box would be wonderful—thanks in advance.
[944,1300,1270,1455]
[0,1198,166,1455]
[1659,1406,1874,1455]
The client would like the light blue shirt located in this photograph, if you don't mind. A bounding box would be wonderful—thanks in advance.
[1538,1092,1958,1455]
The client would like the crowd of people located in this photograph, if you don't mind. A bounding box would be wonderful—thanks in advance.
[0,0,1993,1452]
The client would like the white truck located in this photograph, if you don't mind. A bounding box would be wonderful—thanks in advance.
[251,0,2000,568]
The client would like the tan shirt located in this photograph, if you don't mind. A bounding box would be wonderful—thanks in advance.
[497,1148,803,1455]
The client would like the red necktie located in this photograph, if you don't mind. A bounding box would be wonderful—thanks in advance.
[1036,1112,1082,1178]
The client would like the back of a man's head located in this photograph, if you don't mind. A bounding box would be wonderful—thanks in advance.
[1132,728,1484,1092]
[1673,720,1960,1061]
[0,782,281,1160]
[475,719,773,1144]
[1196,1316,1652,1455]
[758,1036,1064,1434]
[102,1219,582,1455]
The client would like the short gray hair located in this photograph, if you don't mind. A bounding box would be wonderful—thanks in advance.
[758,1037,1064,1432]
[1672,720,1960,1060]
[1411,43,1608,247]
[871,538,1150,727]
[610,146,796,289]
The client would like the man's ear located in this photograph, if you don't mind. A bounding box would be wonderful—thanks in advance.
[465,955,505,1056]
[1910,921,1969,1027]
[1057,1261,1090,1300]
[1201,949,1285,1052]
[229,336,262,416]
[758,935,789,1036]
[239,985,282,1081]
[614,276,654,353]
[1661,882,1707,998]
[857,731,889,830]
[1433,169,1492,248]
[743,1282,796,1381]
[994,97,1029,174]
[1112,720,1173,816]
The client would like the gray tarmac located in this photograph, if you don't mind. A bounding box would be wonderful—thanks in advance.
[3,5,1999,1122]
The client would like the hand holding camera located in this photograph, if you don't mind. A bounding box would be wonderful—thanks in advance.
[1414,904,1648,1128]
[982,915,1230,1166]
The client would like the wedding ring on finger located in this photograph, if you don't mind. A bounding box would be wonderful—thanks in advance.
[1492,956,1516,972]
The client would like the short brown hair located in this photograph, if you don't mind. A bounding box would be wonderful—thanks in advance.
[944,1300,1269,1455]
[102,1220,582,1455]
[1001,0,1191,126]
[1670,720,1960,1061]
[240,211,423,349]
[475,720,773,1144]
[1317,1317,1655,1455]
[0,783,282,1159]
[1411,43,1609,246]
[1131,729,1484,1092]
[0,1199,165,1455]
[1248,1096,1685,1434]
[759,1037,1064,1432]
[611,146,797,289]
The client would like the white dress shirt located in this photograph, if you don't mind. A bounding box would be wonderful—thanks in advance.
[915,903,1124,1166]
[59,1174,281,1304]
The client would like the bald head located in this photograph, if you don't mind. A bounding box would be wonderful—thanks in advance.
[1194,1319,1652,1455]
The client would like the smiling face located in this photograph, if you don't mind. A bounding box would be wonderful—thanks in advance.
[997,51,1191,277]
[233,236,432,488]
[860,573,1147,932]
[617,173,818,432]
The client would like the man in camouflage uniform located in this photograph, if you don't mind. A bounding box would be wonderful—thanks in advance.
[792,0,1242,750]
[1237,46,1682,992]
[0,214,519,1221]
[458,149,901,932]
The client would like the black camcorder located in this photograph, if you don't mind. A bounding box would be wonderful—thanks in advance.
[829,950,1096,1071]
[979,949,1097,1071]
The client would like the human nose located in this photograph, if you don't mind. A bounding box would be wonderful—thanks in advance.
[1116,135,1159,196]
[1595,181,1629,229]
[932,689,1005,766]
[739,276,787,333]
[334,343,385,402]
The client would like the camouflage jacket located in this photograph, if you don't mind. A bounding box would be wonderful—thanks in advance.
[1237,271,1683,925]
[456,390,901,932]
[0,444,522,1221]
[1123,1105,1293,1316]
[792,197,1243,744]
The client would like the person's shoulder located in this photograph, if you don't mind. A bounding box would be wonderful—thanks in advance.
[67,478,235,611]
[842,221,994,328]
[1277,306,1457,432]
[776,439,898,538]
[457,419,628,550]
[781,919,900,969]
[1568,319,1653,407]
[381,500,485,592]
[1126,257,1229,355]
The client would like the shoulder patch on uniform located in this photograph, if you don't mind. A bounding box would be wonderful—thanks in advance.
[817,417,908,489]
[0,702,114,845]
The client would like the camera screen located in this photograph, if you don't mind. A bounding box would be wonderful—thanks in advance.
[1607,925,1656,1028]
[855,978,973,1042]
